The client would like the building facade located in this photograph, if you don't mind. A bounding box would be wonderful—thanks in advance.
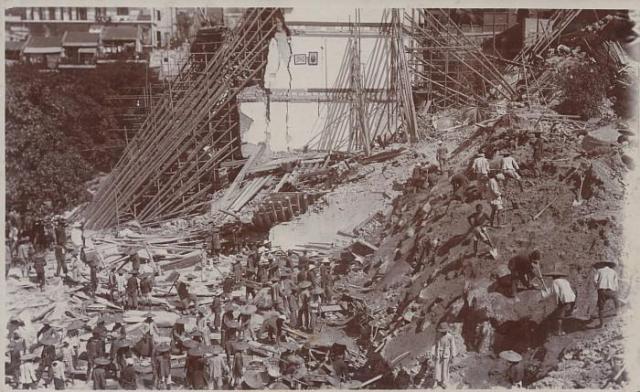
[5,7,177,53]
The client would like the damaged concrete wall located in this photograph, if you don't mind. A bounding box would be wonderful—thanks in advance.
[240,9,391,152]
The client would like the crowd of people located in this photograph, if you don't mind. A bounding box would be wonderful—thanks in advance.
[6,221,355,390]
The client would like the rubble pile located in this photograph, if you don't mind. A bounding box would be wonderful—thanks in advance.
[5,9,638,391]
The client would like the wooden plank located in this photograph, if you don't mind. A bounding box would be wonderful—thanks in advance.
[221,142,266,211]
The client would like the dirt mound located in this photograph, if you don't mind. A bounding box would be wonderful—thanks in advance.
[354,113,629,386]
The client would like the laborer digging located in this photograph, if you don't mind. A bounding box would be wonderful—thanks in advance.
[593,261,620,328]
[467,204,496,257]
[17,235,35,278]
[508,250,544,298]
[429,322,457,389]
[545,265,576,336]
[436,140,449,173]
[499,350,525,387]
[500,152,525,191]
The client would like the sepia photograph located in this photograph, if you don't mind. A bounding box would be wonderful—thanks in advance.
[3,4,640,390]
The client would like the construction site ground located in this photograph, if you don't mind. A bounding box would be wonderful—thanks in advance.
[7,102,636,388]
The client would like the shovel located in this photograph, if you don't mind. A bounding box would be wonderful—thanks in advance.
[535,264,552,299]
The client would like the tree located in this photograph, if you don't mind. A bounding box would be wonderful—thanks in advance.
[5,63,157,216]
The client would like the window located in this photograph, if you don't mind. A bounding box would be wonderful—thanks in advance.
[156,31,162,48]
[48,7,56,20]
[76,7,87,20]
[156,10,161,21]
[29,8,34,20]
[38,7,45,20]
[117,8,129,16]
[68,7,73,20]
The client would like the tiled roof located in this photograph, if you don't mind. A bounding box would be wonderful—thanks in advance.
[63,31,99,47]
[102,26,138,41]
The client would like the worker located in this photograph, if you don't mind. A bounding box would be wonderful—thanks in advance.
[54,243,67,277]
[471,152,490,179]
[177,277,196,312]
[467,204,496,256]
[237,308,255,341]
[209,226,222,258]
[508,250,543,298]
[153,343,172,389]
[88,260,98,298]
[207,345,229,390]
[33,251,47,291]
[501,152,524,191]
[86,331,101,380]
[139,273,154,309]
[430,322,457,388]
[119,357,137,389]
[257,254,270,284]
[186,348,208,389]
[231,345,245,388]
[298,281,313,331]
[436,140,449,173]
[51,359,66,390]
[129,250,141,274]
[297,263,311,284]
[108,268,119,303]
[17,236,35,278]
[210,291,223,332]
[531,132,545,177]
[231,256,243,285]
[594,261,620,328]
[288,285,300,328]
[320,257,333,299]
[40,338,57,386]
[19,354,39,389]
[260,314,286,343]
[278,271,294,319]
[170,319,188,355]
[61,341,75,383]
[298,250,310,270]
[547,266,576,336]
[37,321,55,341]
[126,271,140,310]
[310,287,324,330]
[92,358,110,390]
[54,218,66,245]
[9,333,26,387]
[499,350,525,387]
[487,172,504,227]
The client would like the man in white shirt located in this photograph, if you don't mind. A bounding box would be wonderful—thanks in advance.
[472,152,490,178]
[501,152,524,191]
[548,268,576,336]
[594,261,620,328]
[488,172,504,227]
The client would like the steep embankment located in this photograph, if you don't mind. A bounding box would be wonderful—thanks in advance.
[357,112,630,387]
